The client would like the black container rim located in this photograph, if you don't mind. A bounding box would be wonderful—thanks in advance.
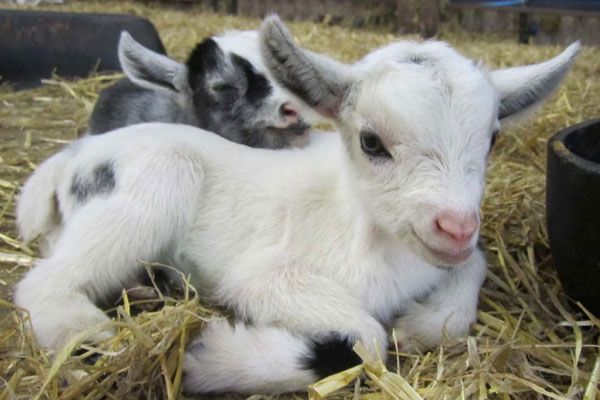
[0,8,149,21]
[548,117,600,175]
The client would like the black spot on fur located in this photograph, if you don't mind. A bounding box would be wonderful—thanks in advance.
[231,54,273,105]
[70,161,116,203]
[302,334,361,379]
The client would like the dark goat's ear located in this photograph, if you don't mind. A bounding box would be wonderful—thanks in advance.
[259,15,352,119]
[118,31,188,93]
[186,38,227,89]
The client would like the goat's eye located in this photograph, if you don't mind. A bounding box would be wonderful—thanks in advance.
[212,83,237,93]
[360,131,392,159]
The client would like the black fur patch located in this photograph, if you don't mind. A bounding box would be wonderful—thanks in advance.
[70,161,116,203]
[231,54,273,105]
[186,38,225,90]
[302,334,361,379]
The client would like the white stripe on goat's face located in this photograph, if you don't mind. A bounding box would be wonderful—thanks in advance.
[260,15,579,267]
[345,43,499,267]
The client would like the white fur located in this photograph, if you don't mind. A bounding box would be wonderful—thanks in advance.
[184,320,316,394]
[16,152,68,244]
[14,16,578,395]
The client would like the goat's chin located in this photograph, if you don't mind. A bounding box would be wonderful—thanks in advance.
[287,132,310,148]
[426,246,473,268]
[257,125,311,149]
[408,230,474,268]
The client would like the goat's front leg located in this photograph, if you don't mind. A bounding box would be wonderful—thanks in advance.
[183,254,387,394]
[392,249,487,352]
[219,259,388,357]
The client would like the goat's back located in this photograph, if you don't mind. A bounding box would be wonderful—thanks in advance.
[87,79,192,134]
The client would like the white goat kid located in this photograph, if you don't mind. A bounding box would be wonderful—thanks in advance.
[15,16,579,395]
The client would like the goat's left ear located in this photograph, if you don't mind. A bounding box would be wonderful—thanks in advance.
[491,42,580,121]
[260,15,353,119]
[118,31,189,94]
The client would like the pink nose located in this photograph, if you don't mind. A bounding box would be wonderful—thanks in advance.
[280,102,300,125]
[434,213,479,244]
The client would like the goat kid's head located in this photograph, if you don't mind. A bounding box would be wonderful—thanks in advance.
[118,31,311,149]
[260,15,579,268]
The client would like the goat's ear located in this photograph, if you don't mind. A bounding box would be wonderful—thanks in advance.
[118,31,189,94]
[186,38,228,85]
[491,42,580,122]
[260,15,352,119]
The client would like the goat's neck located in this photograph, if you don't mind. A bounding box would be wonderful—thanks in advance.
[330,148,386,255]
[333,144,415,265]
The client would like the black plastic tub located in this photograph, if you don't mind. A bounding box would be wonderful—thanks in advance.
[547,118,600,316]
[0,10,165,90]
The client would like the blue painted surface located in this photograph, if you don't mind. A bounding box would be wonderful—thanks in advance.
[450,0,600,10]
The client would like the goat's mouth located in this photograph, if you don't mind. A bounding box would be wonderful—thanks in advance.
[265,121,311,136]
[411,228,473,266]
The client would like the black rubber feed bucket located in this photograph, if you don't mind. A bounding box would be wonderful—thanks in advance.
[0,10,165,90]
[547,118,600,316]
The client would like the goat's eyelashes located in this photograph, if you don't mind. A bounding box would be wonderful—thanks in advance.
[212,83,238,93]
[360,131,392,159]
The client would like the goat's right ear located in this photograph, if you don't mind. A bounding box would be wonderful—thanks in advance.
[118,32,189,94]
[491,42,580,122]
[260,15,352,119]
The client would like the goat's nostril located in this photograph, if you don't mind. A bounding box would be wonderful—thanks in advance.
[280,103,299,118]
[435,218,444,232]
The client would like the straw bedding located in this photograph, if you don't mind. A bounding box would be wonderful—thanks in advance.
[0,1,599,399]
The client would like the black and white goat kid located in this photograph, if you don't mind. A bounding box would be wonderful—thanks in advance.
[89,30,311,149]
[15,16,579,395]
